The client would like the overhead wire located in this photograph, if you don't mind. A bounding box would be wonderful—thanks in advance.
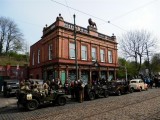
[64,0,72,21]
[110,0,159,21]
[50,0,127,32]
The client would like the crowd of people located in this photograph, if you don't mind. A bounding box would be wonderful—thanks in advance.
[20,78,86,103]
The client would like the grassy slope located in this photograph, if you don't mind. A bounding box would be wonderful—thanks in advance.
[0,56,29,66]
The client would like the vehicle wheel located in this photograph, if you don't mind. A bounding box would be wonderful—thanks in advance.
[6,91,10,98]
[104,90,109,98]
[139,87,142,92]
[117,90,121,96]
[130,88,134,93]
[88,92,95,100]
[17,102,20,109]
[26,99,39,111]
[57,96,66,106]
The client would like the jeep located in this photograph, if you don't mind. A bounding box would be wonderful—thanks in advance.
[17,88,67,111]
[107,80,133,96]
[84,84,109,100]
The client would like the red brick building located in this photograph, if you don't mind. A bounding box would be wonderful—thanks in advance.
[29,14,118,85]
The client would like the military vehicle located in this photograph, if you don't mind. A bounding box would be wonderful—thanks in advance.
[84,84,109,100]
[107,80,133,96]
[17,81,67,111]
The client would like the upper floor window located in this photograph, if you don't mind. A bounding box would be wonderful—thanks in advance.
[32,52,35,65]
[100,49,105,62]
[81,45,87,60]
[92,47,96,61]
[108,50,113,63]
[49,44,53,60]
[69,43,75,59]
[38,49,40,64]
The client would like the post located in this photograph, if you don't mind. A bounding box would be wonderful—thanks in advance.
[125,63,128,81]
[73,14,78,81]
[146,43,151,77]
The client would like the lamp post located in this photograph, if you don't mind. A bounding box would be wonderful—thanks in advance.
[73,14,78,81]
[125,63,128,81]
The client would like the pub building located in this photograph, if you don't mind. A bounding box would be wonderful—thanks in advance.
[29,14,118,85]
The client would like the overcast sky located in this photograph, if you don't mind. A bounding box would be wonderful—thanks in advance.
[1,0,160,56]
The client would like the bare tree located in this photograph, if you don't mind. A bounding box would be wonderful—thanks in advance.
[0,17,24,55]
[120,30,156,73]
[0,17,8,54]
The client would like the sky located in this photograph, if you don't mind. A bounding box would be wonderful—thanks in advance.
[1,0,160,56]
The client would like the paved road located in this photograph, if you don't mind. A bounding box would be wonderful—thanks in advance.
[1,88,160,120]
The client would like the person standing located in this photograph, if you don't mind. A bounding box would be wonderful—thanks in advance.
[78,79,85,103]
[64,79,70,94]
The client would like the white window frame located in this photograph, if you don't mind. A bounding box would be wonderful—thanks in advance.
[100,49,105,62]
[108,50,113,63]
[38,49,40,64]
[92,47,96,61]
[81,45,87,60]
[49,44,53,60]
[32,52,35,65]
[69,43,75,59]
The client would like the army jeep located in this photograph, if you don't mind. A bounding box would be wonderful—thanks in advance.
[107,80,133,96]
[17,89,67,111]
[84,84,109,100]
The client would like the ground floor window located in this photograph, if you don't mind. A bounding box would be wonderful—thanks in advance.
[68,70,76,82]
[101,71,106,80]
[81,70,89,84]
[108,71,114,81]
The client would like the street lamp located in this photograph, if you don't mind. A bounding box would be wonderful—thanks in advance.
[73,14,78,81]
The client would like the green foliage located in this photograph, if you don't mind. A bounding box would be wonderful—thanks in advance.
[150,53,160,74]
[0,52,29,66]
[117,57,139,79]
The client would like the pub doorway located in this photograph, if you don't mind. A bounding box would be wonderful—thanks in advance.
[92,71,99,84]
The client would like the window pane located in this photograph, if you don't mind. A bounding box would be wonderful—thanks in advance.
[92,47,96,61]
[81,45,87,60]
[38,49,40,63]
[49,44,53,60]
[70,43,75,59]
[100,49,105,62]
[108,50,112,63]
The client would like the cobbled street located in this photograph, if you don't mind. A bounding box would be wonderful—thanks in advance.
[1,88,160,120]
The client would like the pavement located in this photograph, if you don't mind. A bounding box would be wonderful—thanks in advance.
[0,93,17,109]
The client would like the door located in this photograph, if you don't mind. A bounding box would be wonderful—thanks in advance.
[61,71,66,85]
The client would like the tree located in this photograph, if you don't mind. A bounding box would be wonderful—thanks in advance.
[117,57,138,79]
[150,53,160,74]
[0,17,24,55]
[120,30,156,73]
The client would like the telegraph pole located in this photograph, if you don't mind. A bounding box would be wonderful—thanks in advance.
[73,14,78,81]
[146,43,151,77]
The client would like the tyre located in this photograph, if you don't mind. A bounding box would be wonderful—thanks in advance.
[6,91,10,98]
[88,91,95,100]
[130,88,134,93]
[57,96,66,106]
[139,87,142,92]
[26,99,39,111]
[104,90,109,98]
[117,90,121,96]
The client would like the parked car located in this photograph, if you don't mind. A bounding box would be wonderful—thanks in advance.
[84,84,109,100]
[107,80,133,96]
[3,79,19,97]
[129,79,148,91]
